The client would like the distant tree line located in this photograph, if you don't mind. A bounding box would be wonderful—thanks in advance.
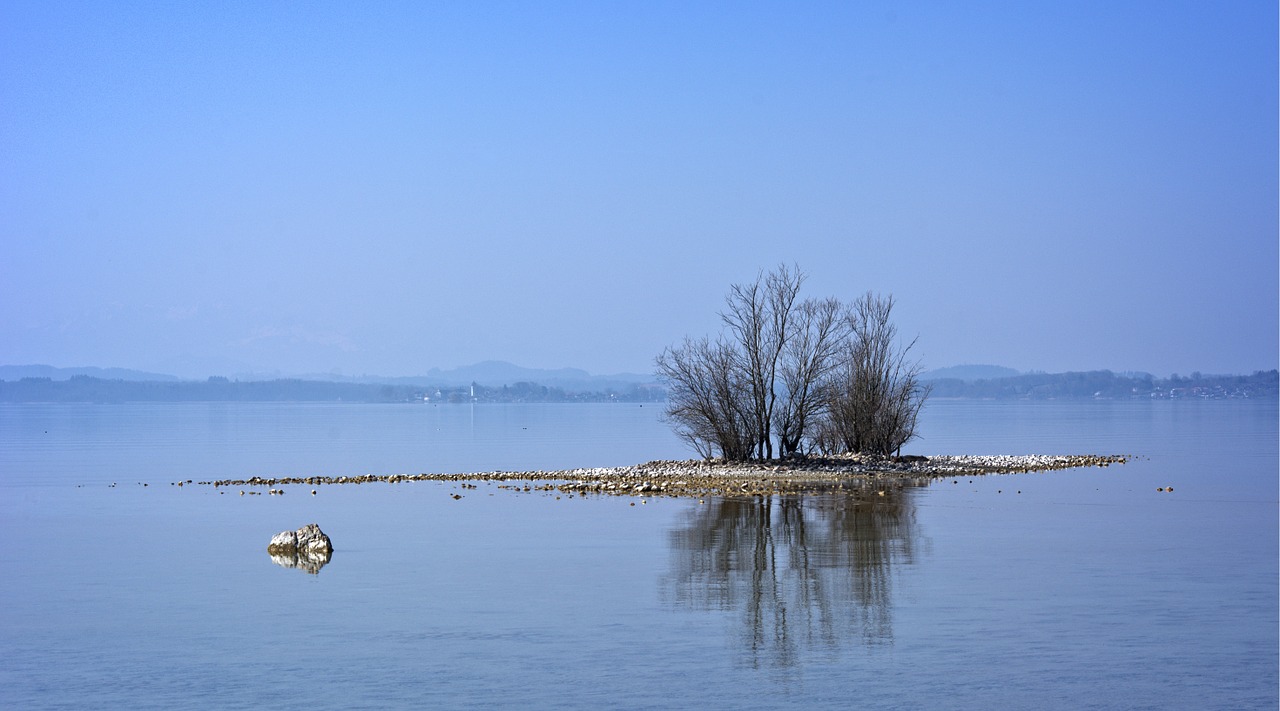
[656,265,930,461]
[0,375,666,404]
[3,366,1268,406]
[927,369,1278,400]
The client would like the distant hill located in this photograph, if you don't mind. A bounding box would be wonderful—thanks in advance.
[0,365,180,382]
[921,364,1020,382]
[0,372,665,404]
[425,360,596,386]
[4,362,1272,402]
[926,369,1277,400]
[0,360,656,390]
[298,360,656,391]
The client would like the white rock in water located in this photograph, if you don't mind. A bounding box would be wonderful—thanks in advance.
[296,523,332,555]
[267,524,333,574]
[268,530,297,550]
[267,523,332,555]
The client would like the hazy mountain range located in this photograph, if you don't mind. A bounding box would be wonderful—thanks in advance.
[0,365,182,382]
[0,361,1164,386]
[4,362,1274,402]
[917,364,1022,382]
[0,361,655,390]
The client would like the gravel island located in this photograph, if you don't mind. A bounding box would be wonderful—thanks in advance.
[202,454,1128,498]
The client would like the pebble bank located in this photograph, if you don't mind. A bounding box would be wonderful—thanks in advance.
[195,454,1127,499]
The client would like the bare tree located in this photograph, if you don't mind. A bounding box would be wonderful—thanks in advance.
[818,293,930,457]
[657,270,928,461]
[720,264,804,460]
[773,296,847,458]
[656,336,757,460]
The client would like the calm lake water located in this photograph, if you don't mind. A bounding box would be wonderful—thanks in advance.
[1,399,1276,709]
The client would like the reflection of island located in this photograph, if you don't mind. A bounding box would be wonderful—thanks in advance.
[268,548,332,574]
[664,485,923,668]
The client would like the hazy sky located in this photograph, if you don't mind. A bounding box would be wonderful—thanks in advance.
[3,1,1276,378]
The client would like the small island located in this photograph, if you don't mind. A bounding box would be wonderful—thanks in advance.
[188,268,1131,499]
[203,453,1127,499]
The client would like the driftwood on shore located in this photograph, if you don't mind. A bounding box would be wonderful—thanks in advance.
[198,454,1127,499]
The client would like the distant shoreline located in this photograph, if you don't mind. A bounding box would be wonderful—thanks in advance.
[2,369,1275,402]
[196,454,1128,499]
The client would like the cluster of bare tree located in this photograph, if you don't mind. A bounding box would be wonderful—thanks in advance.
[655,265,930,461]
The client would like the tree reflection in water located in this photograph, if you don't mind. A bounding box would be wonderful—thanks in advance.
[664,484,923,669]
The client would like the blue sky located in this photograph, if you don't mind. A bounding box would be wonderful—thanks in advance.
[2,1,1276,378]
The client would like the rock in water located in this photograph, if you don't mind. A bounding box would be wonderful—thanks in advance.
[267,523,333,555]
[267,524,333,574]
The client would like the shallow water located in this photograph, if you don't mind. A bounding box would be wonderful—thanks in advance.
[1,400,1275,709]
